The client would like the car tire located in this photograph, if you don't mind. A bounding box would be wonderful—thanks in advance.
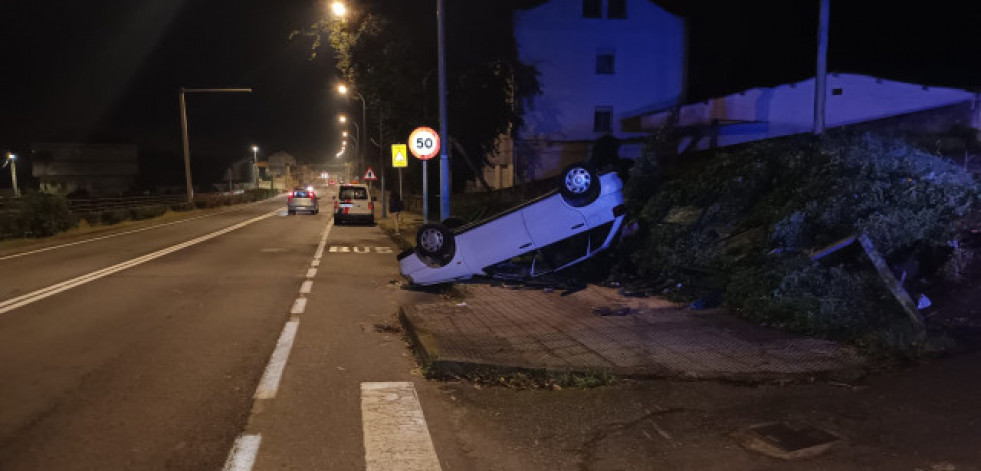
[288,210,296,215]
[559,162,600,207]
[416,223,455,267]
[313,209,319,215]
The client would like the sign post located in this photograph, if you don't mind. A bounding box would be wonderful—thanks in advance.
[392,144,407,223]
[408,127,440,222]
[363,166,378,197]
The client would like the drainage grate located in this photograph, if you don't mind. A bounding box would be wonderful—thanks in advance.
[734,421,841,460]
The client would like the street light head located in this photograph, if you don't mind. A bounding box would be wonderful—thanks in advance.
[7,153,15,160]
[342,131,349,137]
[251,146,258,152]
[338,115,347,123]
[338,84,348,95]
[331,1,347,17]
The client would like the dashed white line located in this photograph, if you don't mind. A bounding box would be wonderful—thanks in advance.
[290,297,307,314]
[254,320,299,400]
[222,434,262,471]
[311,259,321,267]
[299,280,313,294]
[0,210,279,316]
[361,382,442,471]
[306,268,317,278]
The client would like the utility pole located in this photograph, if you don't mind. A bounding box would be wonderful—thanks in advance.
[813,0,830,135]
[179,87,252,203]
[437,0,450,220]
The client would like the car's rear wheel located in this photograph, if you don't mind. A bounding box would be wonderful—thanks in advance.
[416,223,455,267]
[288,209,296,215]
[559,162,600,207]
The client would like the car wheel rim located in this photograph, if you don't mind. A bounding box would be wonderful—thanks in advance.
[420,228,444,253]
[565,168,592,194]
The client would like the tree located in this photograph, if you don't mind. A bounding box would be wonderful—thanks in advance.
[293,0,540,193]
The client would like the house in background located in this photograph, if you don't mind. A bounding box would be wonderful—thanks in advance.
[31,143,139,196]
[628,73,981,157]
[512,0,686,180]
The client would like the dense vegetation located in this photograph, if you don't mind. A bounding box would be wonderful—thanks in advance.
[612,132,979,351]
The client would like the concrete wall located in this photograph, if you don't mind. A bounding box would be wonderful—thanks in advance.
[639,74,981,152]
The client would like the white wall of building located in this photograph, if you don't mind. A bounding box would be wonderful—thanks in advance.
[516,0,686,142]
[640,73,980,151]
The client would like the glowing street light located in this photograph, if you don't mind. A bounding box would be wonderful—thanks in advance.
[337,83,367,175]
[3,153,18,197]
[331,1,347,17]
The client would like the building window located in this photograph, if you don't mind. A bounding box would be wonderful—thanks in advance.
[594,106,613,132]
[582,0,601,18]
[595,51,615,74]
[832,88,843,95]
[608,0,627,18]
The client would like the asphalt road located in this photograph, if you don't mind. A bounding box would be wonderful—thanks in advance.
[2,192,980,470]
[0,198,325,469]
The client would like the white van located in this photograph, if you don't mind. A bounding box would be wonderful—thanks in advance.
[333,184,375,225]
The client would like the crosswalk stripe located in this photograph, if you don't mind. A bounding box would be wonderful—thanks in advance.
[361,382,442,471]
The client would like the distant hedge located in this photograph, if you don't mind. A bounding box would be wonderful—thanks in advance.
[0,192,78,239]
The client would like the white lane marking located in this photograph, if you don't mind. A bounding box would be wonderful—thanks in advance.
[299,280,313,294]
[0,210,279,316]
[0,203,269,261]
[311,259,320,267]
[361,382,442,471]
[306,268,317,278]
[254,320,299,400]
[222,433,262,471]
[290,297,307,314]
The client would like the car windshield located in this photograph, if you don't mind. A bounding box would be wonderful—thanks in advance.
[339,187,368,200]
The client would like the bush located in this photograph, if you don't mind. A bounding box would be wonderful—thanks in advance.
[4,192,78,237]
[619,132,980,344]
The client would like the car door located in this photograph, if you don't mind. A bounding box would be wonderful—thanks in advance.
[520,194,588,249]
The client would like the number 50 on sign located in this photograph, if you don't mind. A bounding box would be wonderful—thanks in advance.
[408,127,440,160]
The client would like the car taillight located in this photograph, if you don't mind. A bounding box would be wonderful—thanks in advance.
[333,200,339,210]
[288,192,293,199]
[309,191,316,199]
[369,202,374,211]
[613,204,626,217]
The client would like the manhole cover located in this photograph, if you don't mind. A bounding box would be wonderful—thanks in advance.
[733,421,841,460]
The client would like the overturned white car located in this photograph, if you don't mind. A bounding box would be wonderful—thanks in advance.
[398,162,626,286]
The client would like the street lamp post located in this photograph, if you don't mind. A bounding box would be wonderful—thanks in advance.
[251,145,259,189]
[3,153,18,197]
[179,87,252,203]
[339,114,361,173]
[436,0,450,220]
[338,85,367,175]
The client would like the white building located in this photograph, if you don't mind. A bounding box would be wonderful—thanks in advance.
[512,0,687,180]
[631,73,981,153]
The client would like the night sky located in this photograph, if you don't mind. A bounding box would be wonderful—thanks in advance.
[1,0,978,185]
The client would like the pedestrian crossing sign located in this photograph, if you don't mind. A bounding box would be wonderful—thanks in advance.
[363,167,378,181]
[391,144,408,168]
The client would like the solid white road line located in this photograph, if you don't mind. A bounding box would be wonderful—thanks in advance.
[0,210,279,316]
[299,280,313,294]
[222,434,262,471]
[361,382,442,471]
[254,320,299,400]
[0,202,269,261]
[290,298,307,315]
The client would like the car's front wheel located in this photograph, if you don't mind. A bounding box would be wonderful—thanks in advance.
[416,223,455,267]
[559,162,600,207]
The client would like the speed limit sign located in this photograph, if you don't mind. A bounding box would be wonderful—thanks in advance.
[408,127,440,160]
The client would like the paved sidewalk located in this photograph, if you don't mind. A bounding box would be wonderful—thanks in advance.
[400,284,866,382]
